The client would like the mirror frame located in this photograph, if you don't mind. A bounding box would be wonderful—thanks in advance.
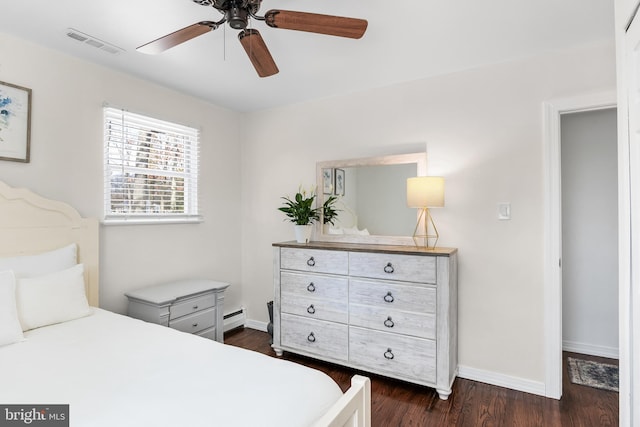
[315,152,427,246]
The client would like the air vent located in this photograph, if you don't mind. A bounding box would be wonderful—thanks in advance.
[66,28,124,55]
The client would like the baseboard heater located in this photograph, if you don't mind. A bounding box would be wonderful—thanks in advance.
[223,309,246,332]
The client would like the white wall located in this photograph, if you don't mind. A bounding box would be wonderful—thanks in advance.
[240,41,616,385]
[0,33,244,315]
[561,108,619,357]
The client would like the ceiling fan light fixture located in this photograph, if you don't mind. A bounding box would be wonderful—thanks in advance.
[227,7,249,30]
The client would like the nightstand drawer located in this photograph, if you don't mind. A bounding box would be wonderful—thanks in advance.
[349,326,436,383]
[349,252,436,283]
[350,279,436,313]
[349,304,436,339]
[281,248,348,275]
[281,272,348,300]
[196,326,216,340]
[281,313,348,361]
[170,307,215,334]
[282,294,348,323]
[125,279,229,343]
[170,293,216,319]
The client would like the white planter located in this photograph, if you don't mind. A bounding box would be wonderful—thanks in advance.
[293,224,313,243]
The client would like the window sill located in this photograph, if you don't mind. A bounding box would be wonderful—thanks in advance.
[102,216,203,226]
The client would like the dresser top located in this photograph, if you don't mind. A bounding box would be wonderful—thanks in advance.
[125,279,230,305]
[272,241,457,256]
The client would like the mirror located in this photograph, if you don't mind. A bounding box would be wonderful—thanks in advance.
[315,152,427,245]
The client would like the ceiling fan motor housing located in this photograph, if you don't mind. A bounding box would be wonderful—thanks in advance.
[227,6,249,29]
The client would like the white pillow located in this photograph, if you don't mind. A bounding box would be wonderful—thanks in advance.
[0,270,25,346]
[0,243,77,278]
[16,263,91,331]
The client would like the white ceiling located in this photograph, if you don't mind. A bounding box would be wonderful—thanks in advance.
[1,0,614,112]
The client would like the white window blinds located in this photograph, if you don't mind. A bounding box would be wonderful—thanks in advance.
[103,107,200,223]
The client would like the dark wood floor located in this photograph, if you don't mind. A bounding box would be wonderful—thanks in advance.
[224,328,619,426]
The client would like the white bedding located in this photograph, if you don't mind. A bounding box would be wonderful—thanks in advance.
[0,309,343,427]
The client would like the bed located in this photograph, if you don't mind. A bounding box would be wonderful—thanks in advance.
[0,181,371,427]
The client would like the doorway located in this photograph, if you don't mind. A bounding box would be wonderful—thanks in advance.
[560,108,618,359]
[543,91,617,399]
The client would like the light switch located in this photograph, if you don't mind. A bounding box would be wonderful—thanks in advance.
[498,203,511,220]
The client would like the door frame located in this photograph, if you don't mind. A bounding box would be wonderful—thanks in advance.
[542,91,617,399]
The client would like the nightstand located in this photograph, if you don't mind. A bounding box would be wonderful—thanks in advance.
[125,279,230,343]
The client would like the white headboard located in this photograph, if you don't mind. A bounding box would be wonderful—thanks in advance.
[0,181,99,306]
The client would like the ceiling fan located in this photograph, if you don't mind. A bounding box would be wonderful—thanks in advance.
[137,0,368,78]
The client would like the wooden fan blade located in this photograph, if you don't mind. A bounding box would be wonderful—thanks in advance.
[137,22,216,54]
[264,10,367,39]
[238,29,279,78]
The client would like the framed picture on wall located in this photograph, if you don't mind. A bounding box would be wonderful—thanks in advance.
[334,168,345,196]
[322,168,334,194]
[0,80,31,163]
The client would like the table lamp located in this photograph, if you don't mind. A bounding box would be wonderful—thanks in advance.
[406,176,445,248]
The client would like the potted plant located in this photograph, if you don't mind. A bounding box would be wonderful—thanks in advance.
[322,195,339,226]
[278,187,320,243]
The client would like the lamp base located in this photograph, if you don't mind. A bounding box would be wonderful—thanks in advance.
[413,208,439,249]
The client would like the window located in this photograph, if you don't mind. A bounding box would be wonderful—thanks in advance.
[103,107,200,223]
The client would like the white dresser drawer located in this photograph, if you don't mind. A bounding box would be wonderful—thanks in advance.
[350,279,436,313]
[282,294,348,323]
[281,313,348,361]
[349,303,436,339]
[169,307,215,334]
[170,293,216,319]
[281,248,348,275]
[281,271,348,300]
[349,252,436,283]
[349,326,436,383]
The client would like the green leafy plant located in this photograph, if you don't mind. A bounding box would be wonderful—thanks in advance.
[322,195,340,225]
[278,188,320,225]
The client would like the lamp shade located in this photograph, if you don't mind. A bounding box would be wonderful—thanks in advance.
[406,176,445,208]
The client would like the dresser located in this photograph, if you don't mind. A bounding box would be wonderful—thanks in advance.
[272,241,457,399]
[125,279,230,343]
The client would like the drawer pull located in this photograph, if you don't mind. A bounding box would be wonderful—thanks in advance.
[192,323,198,328]
[384,316,394,328]
[384,348,394,360]
[307,283,316,292]
[307,304,316,314]
[383,262,395,274]
[307,332,316,343]
[307,257,316,267]
[383,292,394,303]
[192,305,199,310]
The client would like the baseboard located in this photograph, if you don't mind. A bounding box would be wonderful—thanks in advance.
[458,365,546,397]
[562,340,619,359]
[223,309,246,332]
[245,319,268,332]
